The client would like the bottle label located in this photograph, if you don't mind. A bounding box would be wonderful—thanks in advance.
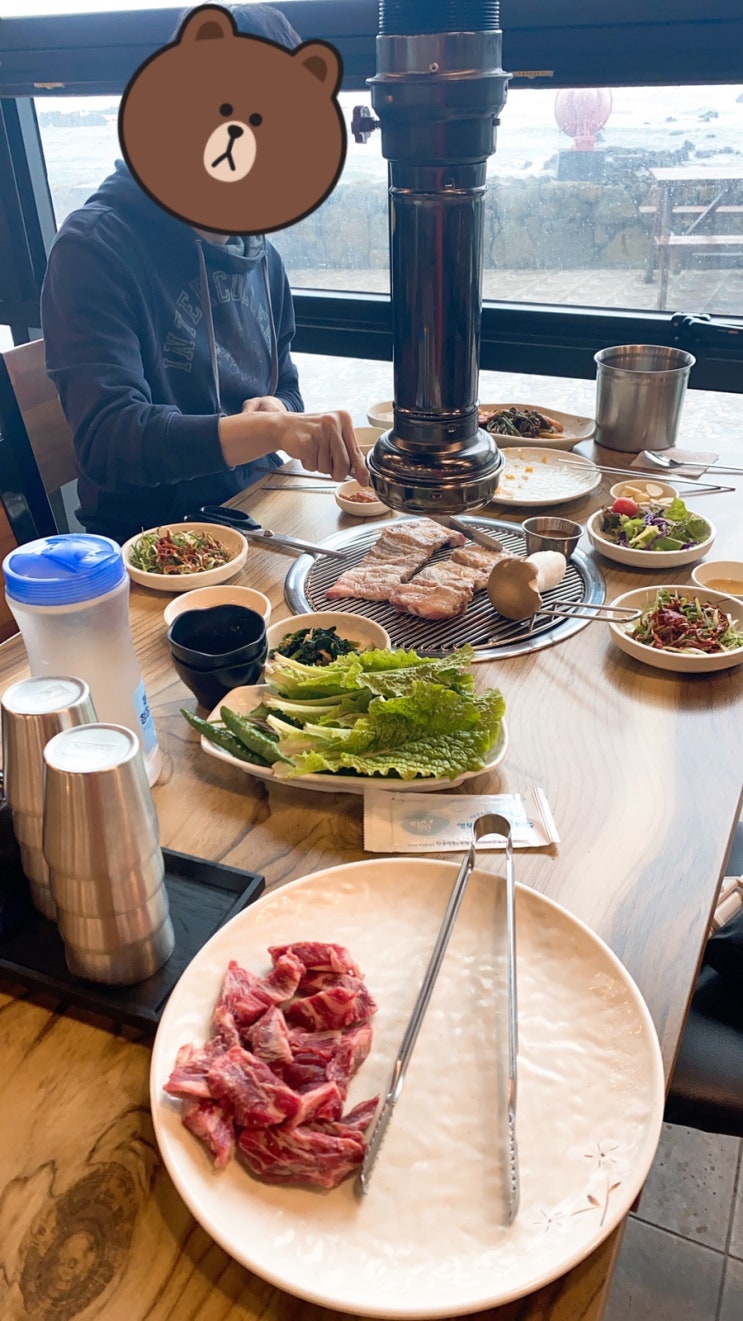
[134,679,158,755]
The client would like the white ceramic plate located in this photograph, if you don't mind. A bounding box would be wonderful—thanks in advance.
[163,584,271,628]
[489,448,601,507]
[336,479,392,518]
[150,858,665,1318]
[587,508,715,569]
[201,684,508,794]
[479,403,596,450]
[608,584,743,672]
[266,611,390,656]
[123,522,248,593]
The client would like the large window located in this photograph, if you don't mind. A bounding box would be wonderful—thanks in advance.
[1,2,742,389]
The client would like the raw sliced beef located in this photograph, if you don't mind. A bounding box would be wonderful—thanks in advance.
[284,975,378,1031]
[181,1097,235,1170]
[269,941,361,977]
[166,941,378,1192]
[207,1046,301,1127]
[237,1109,376,1190]
[246,1005,293,1065]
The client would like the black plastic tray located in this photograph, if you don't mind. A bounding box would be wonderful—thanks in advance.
[0,801,264,1032]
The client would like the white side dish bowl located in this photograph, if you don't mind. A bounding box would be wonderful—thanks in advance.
[266,610,390,657]
[586,508,715,569]
[608,584,743,673]
[123,522,248,593]
[354,425,385,455]
[608,478,679,504]
[690,560,743,599]
[336,479,391,518]
[367,400,394,429]
[163,584,271,629]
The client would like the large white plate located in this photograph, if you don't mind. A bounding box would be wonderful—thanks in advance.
[366,402,595,451]
[489,448,602,507]
[479,403,596,450]
[201,684,508,793]
[608,584,743,673]
[150,858,665,1318]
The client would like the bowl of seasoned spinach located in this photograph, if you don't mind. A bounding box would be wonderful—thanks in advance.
[265,611,390,665]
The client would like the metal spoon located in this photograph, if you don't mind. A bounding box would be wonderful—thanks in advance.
[642,450,743,476]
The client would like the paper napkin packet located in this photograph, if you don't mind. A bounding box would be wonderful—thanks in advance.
[630,447,718,478]
[363,787,559,854]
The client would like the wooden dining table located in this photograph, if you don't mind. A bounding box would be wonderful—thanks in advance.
[1,438,742,1321]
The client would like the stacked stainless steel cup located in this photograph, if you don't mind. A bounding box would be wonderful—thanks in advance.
[42,723,174,984]
[1,676,97,919]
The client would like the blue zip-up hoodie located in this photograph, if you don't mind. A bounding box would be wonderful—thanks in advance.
[41,160,303,542]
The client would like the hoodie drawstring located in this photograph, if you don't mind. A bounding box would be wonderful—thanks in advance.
[197,240,222,416]
[197,240,280,413]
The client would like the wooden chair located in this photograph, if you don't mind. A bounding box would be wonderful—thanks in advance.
[0,337,78,540]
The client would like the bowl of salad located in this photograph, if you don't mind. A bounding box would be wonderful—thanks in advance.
[587,496,715,568]
[123,522,248,592]
[608,585,743,673]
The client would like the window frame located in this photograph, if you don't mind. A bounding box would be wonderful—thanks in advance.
[0,1,742,388]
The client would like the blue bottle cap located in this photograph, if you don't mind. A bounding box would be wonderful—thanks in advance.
[3,534,126,606]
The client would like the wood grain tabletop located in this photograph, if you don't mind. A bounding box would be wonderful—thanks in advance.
[1,435,741,1321]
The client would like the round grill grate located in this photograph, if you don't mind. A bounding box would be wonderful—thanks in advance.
[284,516,605,660]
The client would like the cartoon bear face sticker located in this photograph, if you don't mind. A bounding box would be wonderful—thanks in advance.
[119,4,346,235]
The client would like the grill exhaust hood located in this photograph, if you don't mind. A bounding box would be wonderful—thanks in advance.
[357,0,511,514]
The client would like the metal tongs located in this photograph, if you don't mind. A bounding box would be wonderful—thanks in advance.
[358,813,521,1224]
[184,504,345,559]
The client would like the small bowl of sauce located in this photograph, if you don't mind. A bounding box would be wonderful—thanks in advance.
[691,560,743,599]
[336,479,391,518]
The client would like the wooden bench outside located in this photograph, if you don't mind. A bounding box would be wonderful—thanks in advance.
[655,232,743,306]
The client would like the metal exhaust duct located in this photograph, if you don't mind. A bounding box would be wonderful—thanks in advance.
[362,0,511,514]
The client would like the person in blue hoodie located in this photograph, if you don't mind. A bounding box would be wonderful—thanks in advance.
[40,3,366,544]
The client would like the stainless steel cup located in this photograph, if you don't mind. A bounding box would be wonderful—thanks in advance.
[594,345,696,453]
[1,676,97,919]
[42,723,174,984]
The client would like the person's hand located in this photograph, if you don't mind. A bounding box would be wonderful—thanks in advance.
[278,410,368,485]
[241,396,288,414]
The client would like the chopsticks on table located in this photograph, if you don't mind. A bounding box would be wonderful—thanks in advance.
[552,458,735,495]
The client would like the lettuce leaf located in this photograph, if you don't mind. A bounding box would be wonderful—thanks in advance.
[270,681,506,781]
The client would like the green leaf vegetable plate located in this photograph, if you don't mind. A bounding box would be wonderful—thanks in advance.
[201,685,508,794]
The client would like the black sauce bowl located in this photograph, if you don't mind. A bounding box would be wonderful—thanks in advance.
[167,604,267,708]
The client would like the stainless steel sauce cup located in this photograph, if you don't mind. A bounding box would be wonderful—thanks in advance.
[1,675,97,919]
[42,723,174,984]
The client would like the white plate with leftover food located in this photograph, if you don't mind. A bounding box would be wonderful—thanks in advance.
[266,611,391,658]
[200,684,508,794]
[608,584,743,673]
[489,449,601,507]
[478,403,596,450]
[150,857,665,1318]
[123,522,248,592]
[587,505,715,569]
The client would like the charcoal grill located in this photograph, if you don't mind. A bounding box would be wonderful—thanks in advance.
[284,516,605,661]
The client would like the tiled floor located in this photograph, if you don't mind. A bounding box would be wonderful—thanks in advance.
[604,1122,743,1320]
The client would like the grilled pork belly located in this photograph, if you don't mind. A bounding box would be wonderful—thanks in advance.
[326,518,466,601]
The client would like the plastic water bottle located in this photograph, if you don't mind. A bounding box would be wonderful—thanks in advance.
[3,535,162,786]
